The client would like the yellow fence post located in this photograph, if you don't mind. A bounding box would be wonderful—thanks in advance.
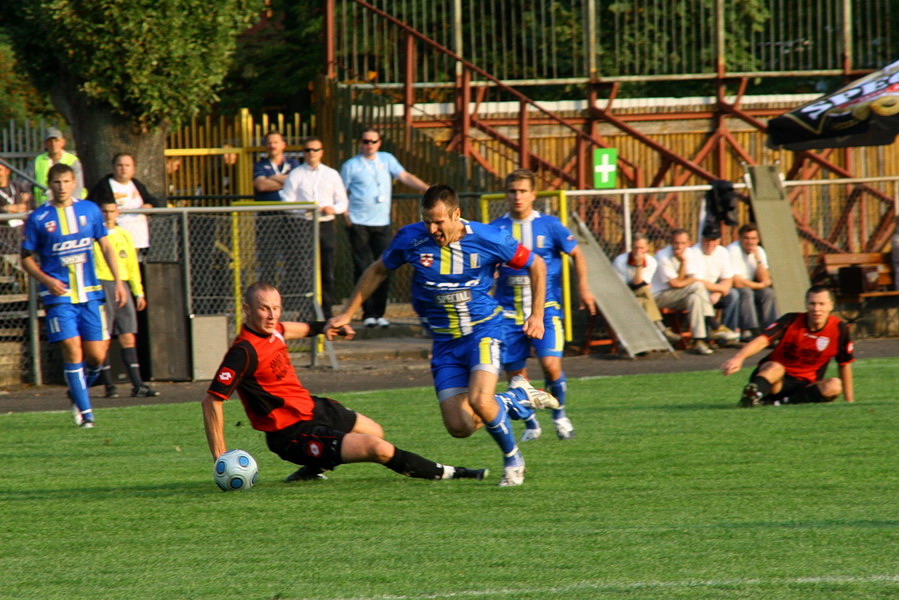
[478,191,573,343]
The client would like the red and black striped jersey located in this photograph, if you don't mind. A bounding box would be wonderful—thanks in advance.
[760,312,854,383]
[207,323,314,432]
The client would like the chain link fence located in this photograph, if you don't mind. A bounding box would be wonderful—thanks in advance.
[1,180,896,384]
[0,205,320,385]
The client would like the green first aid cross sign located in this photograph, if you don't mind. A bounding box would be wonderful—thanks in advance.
[593,148,618,189]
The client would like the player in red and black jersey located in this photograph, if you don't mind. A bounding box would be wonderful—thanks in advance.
[721,285,855,407]
[201,281,488,483]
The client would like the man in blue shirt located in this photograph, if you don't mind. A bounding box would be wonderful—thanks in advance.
[328,185,559,487]
[340,127,428,328]
[491,169,598,441]
[21,164,126,428]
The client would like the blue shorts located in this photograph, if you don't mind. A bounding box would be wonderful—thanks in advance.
[502,306,564,371]
[45,300,109,344]
[431,315,503,402]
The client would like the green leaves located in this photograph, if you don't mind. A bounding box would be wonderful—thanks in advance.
[3,0,262,128]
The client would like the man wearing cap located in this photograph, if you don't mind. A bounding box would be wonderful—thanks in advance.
[693,224,740,343]
[29,127,86,206]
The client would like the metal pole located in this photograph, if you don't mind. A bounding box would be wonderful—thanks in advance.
[586,0,597,80]
[28,278,42,385]
[325,0,336,79]
[453,0,463,80]
[623,191,632,252]
[181,211,194,322]
[716,0,726,78]
[842,0,853,74]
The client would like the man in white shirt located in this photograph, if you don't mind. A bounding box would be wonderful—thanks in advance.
[89,153,161,257]
[611,232,681,344]
[693,224,740,343]
[727,223,777,341]
[281,137,348,319]
[651,229,716,355]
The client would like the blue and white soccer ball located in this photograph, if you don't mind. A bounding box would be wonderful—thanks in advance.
[213,449,258,491]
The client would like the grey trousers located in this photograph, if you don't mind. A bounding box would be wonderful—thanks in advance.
[654,282,714,339]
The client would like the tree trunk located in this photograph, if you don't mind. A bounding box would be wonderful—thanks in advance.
[50,83,168,202]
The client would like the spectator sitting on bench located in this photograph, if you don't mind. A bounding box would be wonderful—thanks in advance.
[651,228,716,355]
[727,223,777,342]
[693,223,740,344]
[611,232,681,345]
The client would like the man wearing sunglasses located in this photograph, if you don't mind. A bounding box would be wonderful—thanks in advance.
[280,137,348,319]
[340,127,428,328]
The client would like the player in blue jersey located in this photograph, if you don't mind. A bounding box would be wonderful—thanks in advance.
[328,184,559,486]
[21,163,126,428]
[491,169,598,441]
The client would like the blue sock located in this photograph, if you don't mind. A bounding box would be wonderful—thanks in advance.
[485,401,524,467]
[496,389,535,421]
[84,362,103,387]
[64,362,93,422]
[523,414,541,430]
[547,374,567,420]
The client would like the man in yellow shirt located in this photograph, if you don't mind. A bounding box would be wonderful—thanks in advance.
[93,200,159,398]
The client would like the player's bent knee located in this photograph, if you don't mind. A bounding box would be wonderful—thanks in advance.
[821,377,842,400]
[758,361,785,378]
[445,424,475,438]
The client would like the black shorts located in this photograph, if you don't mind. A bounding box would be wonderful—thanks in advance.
[750,367,811,402]
[264,396,358,470]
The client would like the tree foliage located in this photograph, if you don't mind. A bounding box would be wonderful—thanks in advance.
[0,34,56,123]
[218,1,325,115]
[2,0,262,131]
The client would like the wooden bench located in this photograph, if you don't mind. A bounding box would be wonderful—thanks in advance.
[818,252,899,306]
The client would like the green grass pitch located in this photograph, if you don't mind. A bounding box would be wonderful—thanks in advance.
[1,358,897,599]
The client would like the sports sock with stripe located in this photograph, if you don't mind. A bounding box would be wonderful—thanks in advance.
[64,362,93,421]
[547,373,567,420]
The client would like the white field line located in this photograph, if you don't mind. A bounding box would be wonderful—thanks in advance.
[309,574,899,600]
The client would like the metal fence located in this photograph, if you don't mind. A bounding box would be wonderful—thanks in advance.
[0,204,320,386]
[334,0,897,87]
[1,178,895,384]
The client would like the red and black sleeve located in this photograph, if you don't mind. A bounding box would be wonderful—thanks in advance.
[835,320,855,365]
[207,342,254,400]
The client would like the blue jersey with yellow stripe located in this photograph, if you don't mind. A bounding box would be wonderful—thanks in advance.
[22,199,108,305]
[382,219,533,341]
[490,211,577,323]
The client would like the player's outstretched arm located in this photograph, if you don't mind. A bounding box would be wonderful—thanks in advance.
[202,394,227,460]
[720,335,769,376]
[329,259,390,330]
[839,363,854,403]
[282,320,355,341]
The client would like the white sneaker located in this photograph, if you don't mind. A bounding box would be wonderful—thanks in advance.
[554,417,575,440]
[509,375,560,410]
[363,317,378,328]
[710,325,740,342]
[498,465,526,487]
[520,427,542,442]
[71,404,83,426]
[376,317,390,328]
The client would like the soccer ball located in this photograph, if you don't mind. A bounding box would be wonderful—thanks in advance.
[213,449,258,491]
